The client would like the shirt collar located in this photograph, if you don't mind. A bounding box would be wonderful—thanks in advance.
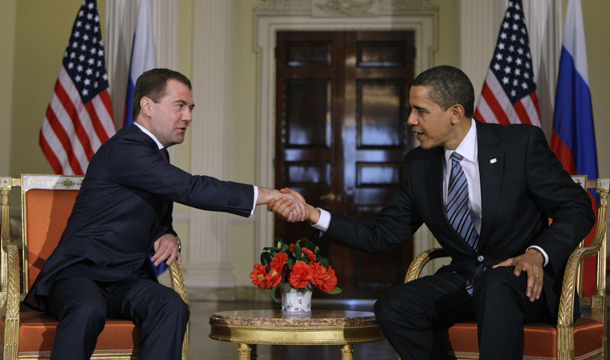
[134,122,164,150]
[445,118,478,165]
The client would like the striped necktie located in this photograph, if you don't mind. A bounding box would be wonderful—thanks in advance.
[447,152,482,295]
[447,152,479,250]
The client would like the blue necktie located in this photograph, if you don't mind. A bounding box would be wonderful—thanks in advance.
[447,152,482,295]
[447,152,479,251]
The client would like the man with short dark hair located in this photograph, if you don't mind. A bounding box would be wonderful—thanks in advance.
[26,68,308,360]
[270,65,595,359]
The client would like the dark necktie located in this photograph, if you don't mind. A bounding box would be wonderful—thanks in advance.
[160,148,170,163]
[447,152,482,295]
[159,148,170,219]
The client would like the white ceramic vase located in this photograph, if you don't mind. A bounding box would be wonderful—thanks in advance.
[279,283,312,313]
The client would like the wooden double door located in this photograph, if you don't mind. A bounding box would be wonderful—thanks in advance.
[274,31,416,299]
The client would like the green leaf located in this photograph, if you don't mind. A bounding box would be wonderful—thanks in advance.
[293,243,302,260]
[271,284,281,303]
[318,257,329,269]
[261,252,273,265]
[305,237,316,249]
[323,285,343,295]
[305,282,315,292]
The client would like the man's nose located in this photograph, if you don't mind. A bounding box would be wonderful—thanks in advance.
[183,111,192,123]
[407,113,417,126]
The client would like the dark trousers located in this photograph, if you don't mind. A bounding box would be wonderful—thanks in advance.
[374,267,551,360]
[45,273,189,360]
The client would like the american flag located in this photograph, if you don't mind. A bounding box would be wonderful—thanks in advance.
[474,0,540,126]
[40,0,115,175]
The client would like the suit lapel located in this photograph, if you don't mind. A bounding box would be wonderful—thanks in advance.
[476,121,505,248]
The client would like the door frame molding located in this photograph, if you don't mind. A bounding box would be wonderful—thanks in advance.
[254,0,438,263]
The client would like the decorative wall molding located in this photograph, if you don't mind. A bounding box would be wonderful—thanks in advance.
[255,0,436,14]
[253,0,438,270]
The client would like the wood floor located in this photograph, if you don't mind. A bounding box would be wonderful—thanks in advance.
[189,300,398,360]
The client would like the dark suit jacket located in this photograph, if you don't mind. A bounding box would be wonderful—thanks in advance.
[321,120,595,316]
[25,125,255,311]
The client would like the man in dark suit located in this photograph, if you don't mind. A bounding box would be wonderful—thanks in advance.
[269,65,595,359]
[25,68,308,360]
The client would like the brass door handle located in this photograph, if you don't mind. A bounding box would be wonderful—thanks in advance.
[318,193,336,201]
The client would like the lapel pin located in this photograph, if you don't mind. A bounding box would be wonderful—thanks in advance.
[490,158,497,164]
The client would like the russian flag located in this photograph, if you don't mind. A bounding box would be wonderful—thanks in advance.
[123,0,156,127]
[124,0,166,276]
[551,0,598,297]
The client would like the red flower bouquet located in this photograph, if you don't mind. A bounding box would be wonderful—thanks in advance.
[250,238,342,301]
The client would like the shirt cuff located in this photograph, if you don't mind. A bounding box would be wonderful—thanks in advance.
[250,185,258,217]
[311,208,331,232]
[526,245,549,267]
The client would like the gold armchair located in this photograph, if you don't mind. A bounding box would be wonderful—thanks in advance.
[0,175,189,360]
[405,176,608,360]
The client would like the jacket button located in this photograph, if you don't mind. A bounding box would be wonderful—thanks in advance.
[477,255,484,262]
[131,268,136,273]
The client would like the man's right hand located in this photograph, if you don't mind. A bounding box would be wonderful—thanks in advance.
[268,188,320,224]
[257,187,309,222]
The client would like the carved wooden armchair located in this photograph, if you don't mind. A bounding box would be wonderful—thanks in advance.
[405,176,608,360]
[0,175,189,359]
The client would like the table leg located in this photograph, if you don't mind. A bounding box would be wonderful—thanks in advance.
[237,343,253,360]
[341,344,354,360]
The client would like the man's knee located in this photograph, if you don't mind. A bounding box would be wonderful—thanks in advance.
[475,266,526,298]
[57,299,107,333]
[374,285,417,326]
[159,291,190,323]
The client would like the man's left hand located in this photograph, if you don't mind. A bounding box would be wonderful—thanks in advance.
[492,248,544,302]
[152,234,182,266]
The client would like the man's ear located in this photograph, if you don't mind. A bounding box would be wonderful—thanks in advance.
[140,97,153,117]
[450,104,466,125]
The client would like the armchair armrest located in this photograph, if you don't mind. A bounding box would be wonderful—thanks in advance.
[168,261,187,303]
[3,243,20,360]
[168,261,188,360]
[404,248,447,283]
[558,189,608,326]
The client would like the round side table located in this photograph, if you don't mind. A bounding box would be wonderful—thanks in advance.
[209,309,385,360]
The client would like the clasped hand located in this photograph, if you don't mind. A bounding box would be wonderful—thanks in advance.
[267,188,319,224]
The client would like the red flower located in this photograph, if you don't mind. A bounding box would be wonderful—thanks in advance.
[270,251,288,271]
[288,261,313,289]
[250,264,269,289]
[301,248,316,262]
[265,269,283,289]
[311,262,338,292]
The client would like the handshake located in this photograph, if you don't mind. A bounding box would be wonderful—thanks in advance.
[258,187,320,224]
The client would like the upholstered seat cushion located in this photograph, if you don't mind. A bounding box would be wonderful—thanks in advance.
[438,317,603,359]
[0,312,140,356]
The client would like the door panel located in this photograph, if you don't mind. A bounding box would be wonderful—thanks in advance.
[275,31,415,299]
